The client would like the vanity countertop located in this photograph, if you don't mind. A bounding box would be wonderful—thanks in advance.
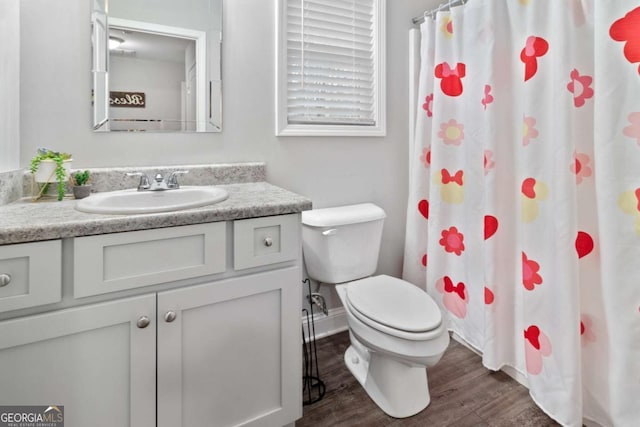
[0,181,312,245]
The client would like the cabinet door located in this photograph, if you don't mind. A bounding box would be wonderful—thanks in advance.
[157,267,302,427]
[0,295,156,427]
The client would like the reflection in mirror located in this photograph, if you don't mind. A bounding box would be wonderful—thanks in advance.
[91,0,221,133]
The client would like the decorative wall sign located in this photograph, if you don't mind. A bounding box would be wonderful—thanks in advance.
[109,91,146,108]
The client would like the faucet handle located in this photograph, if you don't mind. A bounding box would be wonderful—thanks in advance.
[166,170,189,189]
[125,172,151,191]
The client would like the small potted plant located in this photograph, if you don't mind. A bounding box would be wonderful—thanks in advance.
[30,148,73,201]
[71,170,91,199]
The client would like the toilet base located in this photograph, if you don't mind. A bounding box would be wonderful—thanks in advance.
[344,344,431,418]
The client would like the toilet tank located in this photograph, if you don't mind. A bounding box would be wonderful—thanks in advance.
[301,203,386,284]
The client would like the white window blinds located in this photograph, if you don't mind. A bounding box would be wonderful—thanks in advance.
[286,0,378,126]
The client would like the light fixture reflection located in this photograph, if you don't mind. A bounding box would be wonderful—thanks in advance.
[109,36,124,50]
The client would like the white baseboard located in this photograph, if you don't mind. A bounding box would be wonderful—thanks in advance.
[301,307,348,342]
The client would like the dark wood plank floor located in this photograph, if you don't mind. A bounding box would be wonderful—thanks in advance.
[298,331,558,427]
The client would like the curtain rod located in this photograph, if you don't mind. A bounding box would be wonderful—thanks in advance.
[412,0,468,25]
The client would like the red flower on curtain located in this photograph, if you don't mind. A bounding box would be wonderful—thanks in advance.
[522,252,543,290]
[439,226,465,255]
[435,62,466,96]
[623,112,640,145]
[610,7,640,74]
[567,69,594,107]
[521,36,549,81]
[422,93,434,117]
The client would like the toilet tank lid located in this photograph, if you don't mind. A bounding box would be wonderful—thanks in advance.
[301,203,386,227]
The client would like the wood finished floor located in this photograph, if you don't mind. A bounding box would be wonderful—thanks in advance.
[298,331,559,427]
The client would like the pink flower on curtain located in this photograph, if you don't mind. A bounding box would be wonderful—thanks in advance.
[436,276,469,318]
[570,151,593,184]
[439,226,465,255]
[623,112,640,145]
[421,253,428,269]
[421,146,431,168]
[434,62,466,97]
[441,16,454,39]
[524,325,552,375]
[567,69,594,107]
[481,85,494,110]
[609,7,640,74]
[522,116,539,146]
[580,315,596,346]
[422,93,434,117]
[438,119,465,145]
[484,150,495,175]
[521,36,549,81]
[522,252,543,290]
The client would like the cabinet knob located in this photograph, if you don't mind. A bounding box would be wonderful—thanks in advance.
[264,237,273,247]
[0,274,11,288]
[164,311,177,323]
[137,316,150,329]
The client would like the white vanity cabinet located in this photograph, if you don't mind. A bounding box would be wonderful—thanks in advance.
[0,294,157,427]
[0,214,303,427]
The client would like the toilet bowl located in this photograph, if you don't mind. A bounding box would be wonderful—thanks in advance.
[336,275,449,418]
[301,203,449,418]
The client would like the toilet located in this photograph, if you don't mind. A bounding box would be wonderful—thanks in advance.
[301,203,449,418]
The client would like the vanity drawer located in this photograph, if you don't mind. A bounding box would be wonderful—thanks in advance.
[233,214,300,270]
[0,240,62,313]
[74,222,226,298]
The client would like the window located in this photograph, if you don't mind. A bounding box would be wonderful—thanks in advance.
[276,0,386,136]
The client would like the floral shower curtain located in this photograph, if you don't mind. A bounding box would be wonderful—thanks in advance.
[402,1,640,425]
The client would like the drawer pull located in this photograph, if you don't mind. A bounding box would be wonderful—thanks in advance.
[137,316,150,329]
[0,274,11,288]
[164,311,177,323]
[264,237,273,247]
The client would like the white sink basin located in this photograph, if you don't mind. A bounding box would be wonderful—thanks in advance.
[75,186,229,215]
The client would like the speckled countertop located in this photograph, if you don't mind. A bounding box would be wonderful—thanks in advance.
[0,164,312,246]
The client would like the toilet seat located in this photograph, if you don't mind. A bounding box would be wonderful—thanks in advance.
[345,275,443,341]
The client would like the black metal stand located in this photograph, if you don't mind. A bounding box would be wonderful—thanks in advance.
[302,278,326,405]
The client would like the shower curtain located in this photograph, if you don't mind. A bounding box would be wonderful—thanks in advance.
[402,1,640,426]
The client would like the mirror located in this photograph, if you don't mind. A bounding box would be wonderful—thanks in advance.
[91,0,221,132]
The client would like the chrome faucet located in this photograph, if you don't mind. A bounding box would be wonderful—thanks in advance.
[125,170,189,191]
[125,172,151,191]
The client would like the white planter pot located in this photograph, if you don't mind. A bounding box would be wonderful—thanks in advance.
[34,159,72,183]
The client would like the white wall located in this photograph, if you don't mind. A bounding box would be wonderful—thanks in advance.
[19,0,440,308]
[0,0,20,172]
[109,56,185,131]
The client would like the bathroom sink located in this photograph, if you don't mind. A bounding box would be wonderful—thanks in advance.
[75,186,229,215]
